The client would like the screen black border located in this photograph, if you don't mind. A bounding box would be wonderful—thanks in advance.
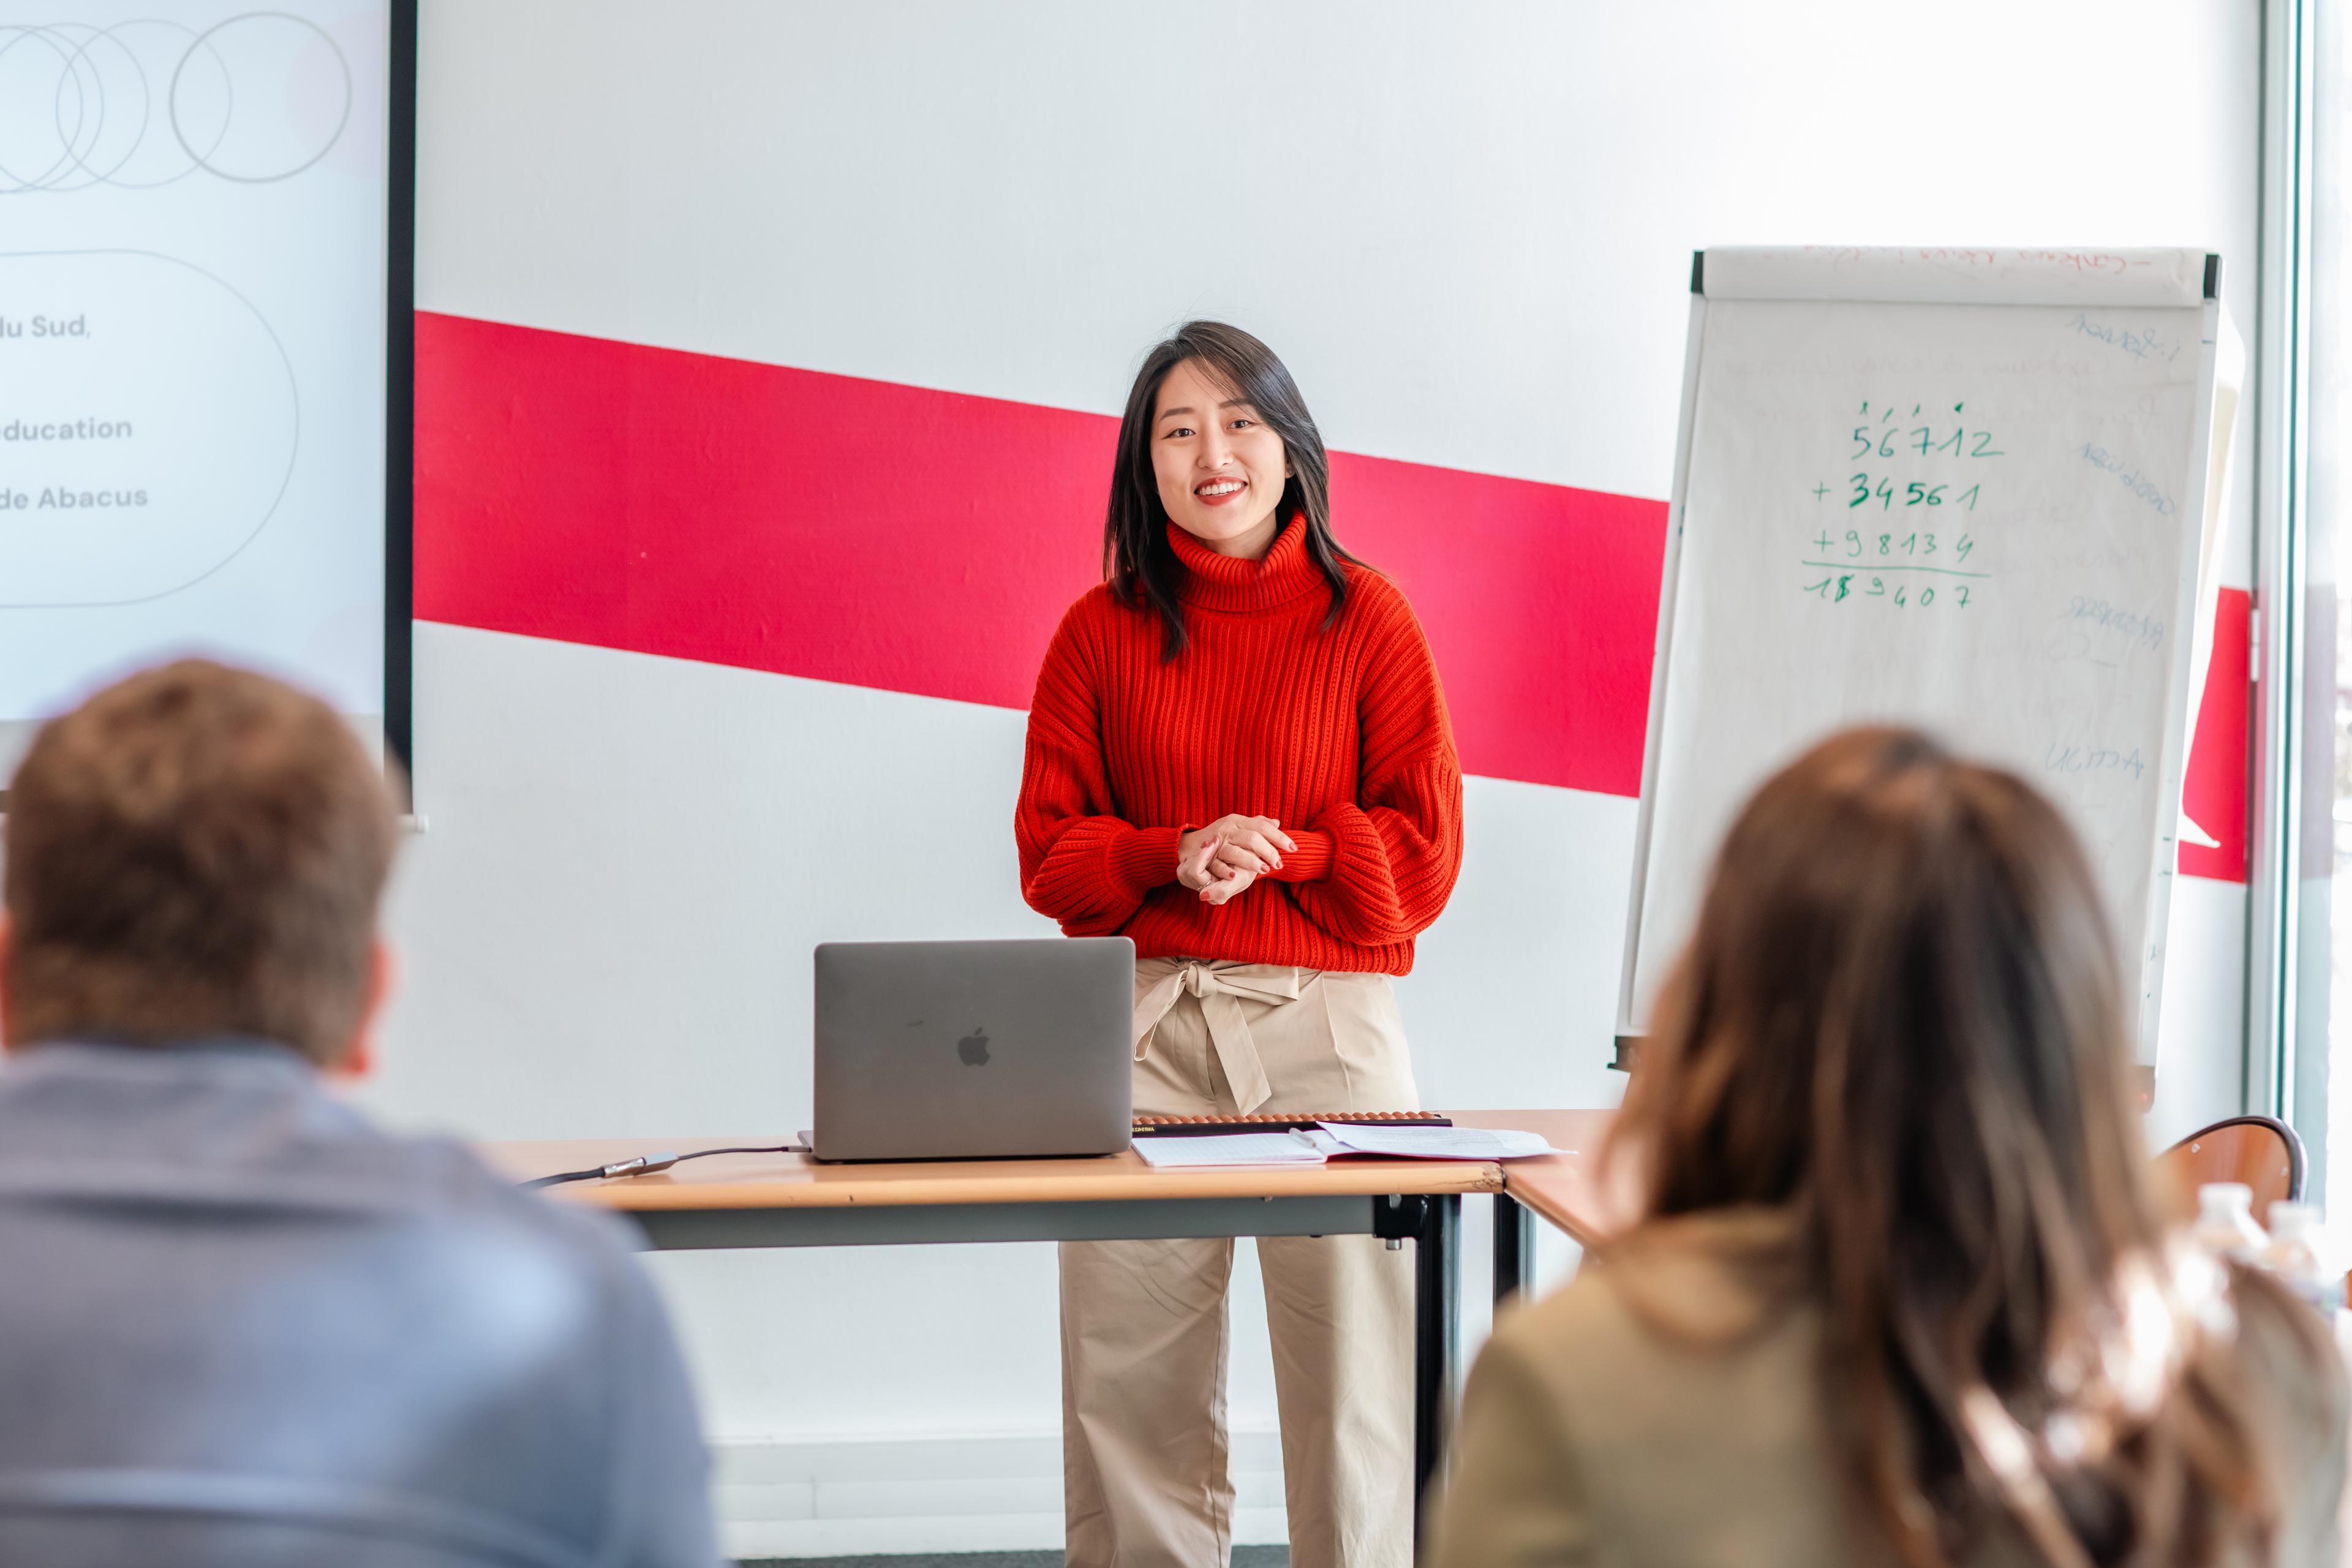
[385,0,418,788]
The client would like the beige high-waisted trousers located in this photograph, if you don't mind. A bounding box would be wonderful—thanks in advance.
[1060,957,1418,1568]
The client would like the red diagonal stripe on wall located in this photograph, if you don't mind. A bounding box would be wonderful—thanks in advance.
[2178,587,2248,883]
[413,311,1667,796]
[411,311,2250,881]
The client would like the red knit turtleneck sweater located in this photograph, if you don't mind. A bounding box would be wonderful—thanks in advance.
[1016,520,1464,974]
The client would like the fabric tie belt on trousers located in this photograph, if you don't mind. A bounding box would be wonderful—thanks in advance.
[1132,960,1305,1115]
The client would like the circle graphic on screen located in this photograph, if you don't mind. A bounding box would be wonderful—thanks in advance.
[0,14,347,193]
[173,13,350,184]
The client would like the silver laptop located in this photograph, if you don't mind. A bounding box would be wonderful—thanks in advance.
[810,938,1134,1162]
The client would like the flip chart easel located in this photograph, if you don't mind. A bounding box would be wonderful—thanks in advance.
[1618,246,2240,1074]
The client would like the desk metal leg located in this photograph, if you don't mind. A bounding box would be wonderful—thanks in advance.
[1492,1193,1536,1308]
[1377,1191,1460,1551]
[1416,1192,1460,1528]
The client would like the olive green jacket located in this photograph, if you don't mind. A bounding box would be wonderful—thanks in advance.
[1426,1207,2346,1568]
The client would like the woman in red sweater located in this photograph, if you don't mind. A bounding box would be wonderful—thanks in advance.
[1017,321,1464,1568]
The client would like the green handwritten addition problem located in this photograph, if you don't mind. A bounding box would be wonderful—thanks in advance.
[1801,399,1997,607]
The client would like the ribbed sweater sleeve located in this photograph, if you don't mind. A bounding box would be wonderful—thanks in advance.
[1289,594,1465,946]
[1015,600,1181,935]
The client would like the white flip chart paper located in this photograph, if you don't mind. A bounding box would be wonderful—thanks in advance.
[1622,247,2231,1065]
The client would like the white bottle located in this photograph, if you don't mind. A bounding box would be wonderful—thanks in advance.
[2260,1201,2345,1311]
[2190,1182,2269,1262]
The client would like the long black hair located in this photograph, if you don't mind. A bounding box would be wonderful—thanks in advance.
[1104,321,1358,659]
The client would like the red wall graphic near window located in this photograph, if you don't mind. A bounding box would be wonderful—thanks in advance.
[412,311,2249,881]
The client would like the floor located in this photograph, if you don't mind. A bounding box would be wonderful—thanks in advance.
[745,1551,1291,1567]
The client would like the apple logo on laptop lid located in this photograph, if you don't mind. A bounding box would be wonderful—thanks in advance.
[957,1027,990,1066]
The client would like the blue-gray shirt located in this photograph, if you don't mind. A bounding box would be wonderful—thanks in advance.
[0,1039,720,1568]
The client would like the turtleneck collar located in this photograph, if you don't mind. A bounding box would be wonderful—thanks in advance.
[1167,516,1327,614]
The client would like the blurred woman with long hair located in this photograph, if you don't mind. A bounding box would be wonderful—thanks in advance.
[1429,727,2345,1568]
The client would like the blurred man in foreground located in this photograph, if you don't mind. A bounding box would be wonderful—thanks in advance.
[0,660,718,1567]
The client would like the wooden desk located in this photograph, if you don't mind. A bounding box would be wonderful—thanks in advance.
[486,1132,1510,1548]
[1451,1110,1623,1305]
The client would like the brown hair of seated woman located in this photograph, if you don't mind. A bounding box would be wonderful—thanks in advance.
[1606,726,2323,1568]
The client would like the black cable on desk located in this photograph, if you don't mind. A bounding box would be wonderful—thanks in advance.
[523,1144,807,1189]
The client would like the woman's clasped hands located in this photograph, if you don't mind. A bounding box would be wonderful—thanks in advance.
[1177,815,1297,906]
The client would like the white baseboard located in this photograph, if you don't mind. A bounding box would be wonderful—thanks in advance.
[712,1427,1289,1559]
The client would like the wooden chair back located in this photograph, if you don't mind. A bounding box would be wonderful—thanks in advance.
[2155,1115,2305,1217]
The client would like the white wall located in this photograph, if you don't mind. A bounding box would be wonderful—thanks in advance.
[389,3,2262,1553]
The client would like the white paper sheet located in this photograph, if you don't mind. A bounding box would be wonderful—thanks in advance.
[1314,1124,1567,1161]
[1132,1133,1327,1168]
[1630,281,2220,1067]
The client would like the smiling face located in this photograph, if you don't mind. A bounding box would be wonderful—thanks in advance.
[1150,357,1293,559]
